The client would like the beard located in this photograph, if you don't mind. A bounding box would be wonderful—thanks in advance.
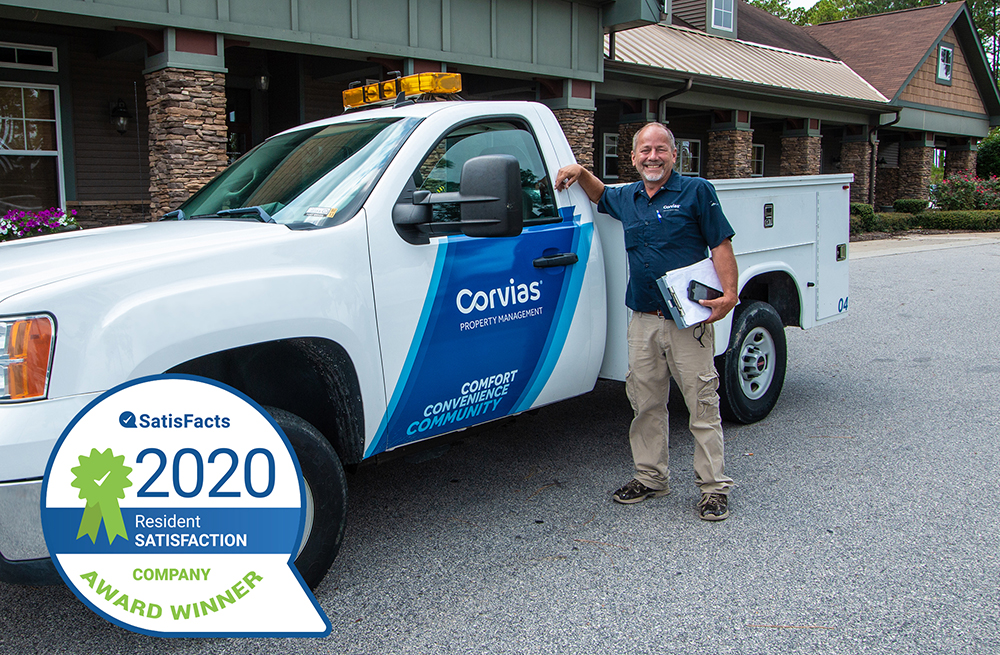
[639,165,666,183]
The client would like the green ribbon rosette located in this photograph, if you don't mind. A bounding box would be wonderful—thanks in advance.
[70,448,133,544]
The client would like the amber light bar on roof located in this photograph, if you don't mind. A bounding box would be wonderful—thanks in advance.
[343,72,462,109]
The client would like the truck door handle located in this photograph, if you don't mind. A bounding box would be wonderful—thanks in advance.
[533,253,578,268]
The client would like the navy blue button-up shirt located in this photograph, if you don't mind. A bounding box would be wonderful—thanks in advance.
[598,171,735,314]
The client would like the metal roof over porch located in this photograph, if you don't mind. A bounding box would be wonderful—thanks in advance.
[606,23,891,108]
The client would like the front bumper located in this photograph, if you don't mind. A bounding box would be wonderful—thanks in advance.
[0,392,100,584]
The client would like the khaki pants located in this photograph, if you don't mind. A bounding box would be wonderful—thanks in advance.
[625,311,733,495]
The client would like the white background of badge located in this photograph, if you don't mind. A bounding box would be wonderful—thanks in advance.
[44,378,301,508]
[57,553,327,634]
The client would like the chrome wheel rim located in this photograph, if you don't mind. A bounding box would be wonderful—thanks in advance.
[738,327,775,400]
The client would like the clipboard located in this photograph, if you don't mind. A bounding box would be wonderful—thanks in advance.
[655,258,723,329]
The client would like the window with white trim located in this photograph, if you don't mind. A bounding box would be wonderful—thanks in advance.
[712,0,734,31]
[937,44,953,83]
[677,139,701,176]
[751,144,765,177]
[0,84,64,213]
[603,133,618,179]
[0,42,57,72]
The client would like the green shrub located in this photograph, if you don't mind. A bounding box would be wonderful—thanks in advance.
[916,210,1000,231]
[893,198,928,214]
[977,130,1000,179]
[872,212,916,232]
[850,203,875,231]
[930,174,1000,210]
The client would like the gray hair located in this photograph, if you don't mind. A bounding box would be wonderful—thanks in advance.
[632,122,676,152]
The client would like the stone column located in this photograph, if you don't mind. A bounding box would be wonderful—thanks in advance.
[706,129,753,179]
[616,122,645,184]
[945,142,977,178]
[553,108,595,173]
[145,68,228,219]
[779,136,822,176]
[840,139,873,204]
[898,142,934,200]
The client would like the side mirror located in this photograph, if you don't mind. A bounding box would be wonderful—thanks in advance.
[459,154,523,238]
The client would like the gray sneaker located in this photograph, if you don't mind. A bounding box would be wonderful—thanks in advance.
[698,492,729,521]
[612,479,669,504]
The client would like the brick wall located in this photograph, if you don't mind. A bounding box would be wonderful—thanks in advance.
[875,167,900,209]
[780,136,822,176]
[66,200,151,228]
[898,145,933,200]
[553,109,594,173]
[840,141,872,204]
[945,148,976,178]
[705,129,752,179]
[615,122,644,183]
[145,68,229,218]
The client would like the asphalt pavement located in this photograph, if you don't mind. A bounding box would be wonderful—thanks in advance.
[2,233,998,654]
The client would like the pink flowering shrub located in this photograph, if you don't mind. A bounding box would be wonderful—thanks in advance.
[0,207,78,242]
[931,173,1000,210]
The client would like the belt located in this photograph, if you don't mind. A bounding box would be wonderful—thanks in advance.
[642,310,668,319]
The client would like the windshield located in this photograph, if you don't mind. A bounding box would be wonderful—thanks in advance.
[177,117,420,227]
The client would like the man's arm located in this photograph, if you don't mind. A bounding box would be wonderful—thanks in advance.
[555,164,605,204]
[700,238,739,324]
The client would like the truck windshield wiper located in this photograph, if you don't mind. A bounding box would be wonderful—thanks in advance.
[191,206,275,223]
[159,209,186,221]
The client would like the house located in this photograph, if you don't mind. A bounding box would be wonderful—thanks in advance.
[803,1,1000,207]
[597,1,1000,207]
[0,0,620,226]
[1,0,996,226]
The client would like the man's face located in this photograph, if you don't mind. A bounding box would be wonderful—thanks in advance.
[631,126,676,184]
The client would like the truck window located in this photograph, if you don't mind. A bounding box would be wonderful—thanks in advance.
[415,121,558,225]
[178,117,420,227]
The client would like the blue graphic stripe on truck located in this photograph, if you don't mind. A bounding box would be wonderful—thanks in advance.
[365,240,450,458]
[512,210,591,413]
[366,207,590,457]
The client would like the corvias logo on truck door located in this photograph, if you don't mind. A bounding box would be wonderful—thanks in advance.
[367,207,591,454]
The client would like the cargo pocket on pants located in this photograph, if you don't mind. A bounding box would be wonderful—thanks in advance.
[696,370,720,420]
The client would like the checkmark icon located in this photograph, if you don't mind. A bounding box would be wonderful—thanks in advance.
[96,470,111,486]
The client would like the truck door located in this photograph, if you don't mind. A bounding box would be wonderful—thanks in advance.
[815,187,851,322]
[365,117,600,454]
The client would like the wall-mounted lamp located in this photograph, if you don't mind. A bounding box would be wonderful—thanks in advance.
[110,98,131,135]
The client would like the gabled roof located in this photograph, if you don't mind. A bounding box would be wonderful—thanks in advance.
[735,0,835,60]
[803,2,970,101]
[606,23,889,107]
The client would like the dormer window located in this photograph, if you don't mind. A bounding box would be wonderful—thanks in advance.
[937,43,953,84]
[712,0,734,32]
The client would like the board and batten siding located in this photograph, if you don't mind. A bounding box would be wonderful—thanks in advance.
[672,0,707,31]
[68,36,150,202]
[1,0,603,81]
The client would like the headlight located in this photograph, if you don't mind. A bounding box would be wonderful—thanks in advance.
[0,315,54,402]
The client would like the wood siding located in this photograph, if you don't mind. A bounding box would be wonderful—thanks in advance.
[899,28,986,115]
[68,35,150,202]
[673,0,707,31]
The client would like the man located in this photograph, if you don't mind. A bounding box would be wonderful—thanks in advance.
[554,123,738,521]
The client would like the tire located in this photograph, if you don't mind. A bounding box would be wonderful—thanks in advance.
[264,406,348,590]
[715,301,787,424]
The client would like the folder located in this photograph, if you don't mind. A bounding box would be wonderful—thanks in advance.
[655,257,723,329]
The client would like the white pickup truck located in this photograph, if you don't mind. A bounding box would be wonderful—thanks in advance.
[0,73,850,588]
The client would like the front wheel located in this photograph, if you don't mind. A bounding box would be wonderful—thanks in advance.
[264,406,347,589]
[715,301,787,424]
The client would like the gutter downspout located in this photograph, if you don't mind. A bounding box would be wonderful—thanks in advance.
[657,78,693,123]
[868,111,901,206]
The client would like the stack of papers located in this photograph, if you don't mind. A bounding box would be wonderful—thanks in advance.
[655,258,723,329]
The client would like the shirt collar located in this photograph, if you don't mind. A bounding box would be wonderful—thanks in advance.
[631,170,681,200]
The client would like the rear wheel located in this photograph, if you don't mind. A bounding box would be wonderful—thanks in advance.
[264,406,347,589]
[715,301,787,424]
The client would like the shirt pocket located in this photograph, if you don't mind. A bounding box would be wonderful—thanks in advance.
[624,225,642,251]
